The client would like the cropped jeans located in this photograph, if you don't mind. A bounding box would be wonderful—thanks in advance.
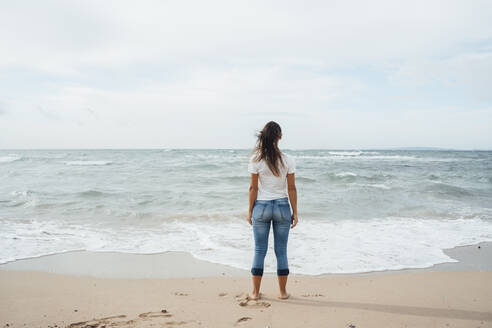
[251,197,291,276]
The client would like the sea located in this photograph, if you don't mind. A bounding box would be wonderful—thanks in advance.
[1,149,492,274]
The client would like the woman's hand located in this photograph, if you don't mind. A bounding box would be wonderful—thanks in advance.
[247,212,252,226]
[291,213,298,229]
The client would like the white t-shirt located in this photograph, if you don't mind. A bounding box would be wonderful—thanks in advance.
[248,152,296,200]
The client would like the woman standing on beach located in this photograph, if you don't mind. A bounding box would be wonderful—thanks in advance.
[247,121,298,300]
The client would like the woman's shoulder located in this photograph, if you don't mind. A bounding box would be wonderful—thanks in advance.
[281,152,294,162]
[248,154,264,168]
[249,153,260,162]
[281,152,296,174]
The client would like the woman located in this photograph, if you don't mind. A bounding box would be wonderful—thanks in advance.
[247,121,298,300]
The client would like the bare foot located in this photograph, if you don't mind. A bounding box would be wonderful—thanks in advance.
[236,293,271,308]
[248,292,260,300]
[278,292,290,300]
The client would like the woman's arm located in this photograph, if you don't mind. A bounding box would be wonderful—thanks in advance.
[247,173,259,225]
[287,173,298,228]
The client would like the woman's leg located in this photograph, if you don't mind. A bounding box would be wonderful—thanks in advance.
[273,216,290,299]
[251,275,262,300]
[277,275,288,299]
[251,218,270,299]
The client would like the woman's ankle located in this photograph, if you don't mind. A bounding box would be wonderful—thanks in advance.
[249,290,260,300]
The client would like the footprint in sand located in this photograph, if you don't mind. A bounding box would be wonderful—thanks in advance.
[68,310,184,327]
[235,317,252,325]
[235,293,271,308]
[301,293,324,297]
[68,314,133,328]
[139,310,173,319]
[218,292,227,296]
[164,320,189,326]
[174,291,189,296]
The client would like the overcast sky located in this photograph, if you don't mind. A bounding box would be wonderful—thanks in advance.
[1,1,491,149]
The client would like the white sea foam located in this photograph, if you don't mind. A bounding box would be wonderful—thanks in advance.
[352,183,392,190]
[366,155,416,160]
[2,216,491,274]
[329,151,363,156]
[10,190,32,197]
[64,160,112,166]
[335,172,358,177]
[0,155,22,163]
[294,154,416,161]
[8,190,39,207]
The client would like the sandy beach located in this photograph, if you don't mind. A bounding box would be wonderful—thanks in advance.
[2,0,492,325]
[1,243,492,328]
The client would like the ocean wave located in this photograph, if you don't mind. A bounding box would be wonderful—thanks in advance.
[321,172,358,182]
[77,190,113,198]
[428,174,440,180]
[1,216,492,274]
[328,151,380,156]
[296,176,317,183]
[0,155,22,163]
[327,172,392,182]
[335,171,358,177]
[328,151,363,156]
[6,190,39,208]
[294,154,416,161]
[64,160,112,166]
[424,182,473,198]
[352,183,392,190]
[10,190,36,197]
[366,155,416,160]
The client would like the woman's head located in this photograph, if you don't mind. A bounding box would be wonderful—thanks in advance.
[252,121,285,176]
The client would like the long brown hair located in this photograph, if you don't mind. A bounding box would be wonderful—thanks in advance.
[251,121,285,177]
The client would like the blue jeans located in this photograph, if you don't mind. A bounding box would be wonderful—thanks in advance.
[251,197,291,276]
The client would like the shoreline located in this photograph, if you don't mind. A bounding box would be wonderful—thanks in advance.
[1,241,491,279]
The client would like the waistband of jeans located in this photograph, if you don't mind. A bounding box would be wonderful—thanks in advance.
[255,197,289,204]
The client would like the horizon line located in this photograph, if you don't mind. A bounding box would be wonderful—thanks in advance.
[1,147,491,151]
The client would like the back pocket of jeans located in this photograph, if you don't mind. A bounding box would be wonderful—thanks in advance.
[252,203,266,221]
[278,203,291,222]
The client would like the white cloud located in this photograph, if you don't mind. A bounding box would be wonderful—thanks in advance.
[1,0,492,148]
[3,0,492,72]
[388,52,492,101]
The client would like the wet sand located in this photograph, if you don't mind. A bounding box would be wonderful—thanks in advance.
[2,242,491,279]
